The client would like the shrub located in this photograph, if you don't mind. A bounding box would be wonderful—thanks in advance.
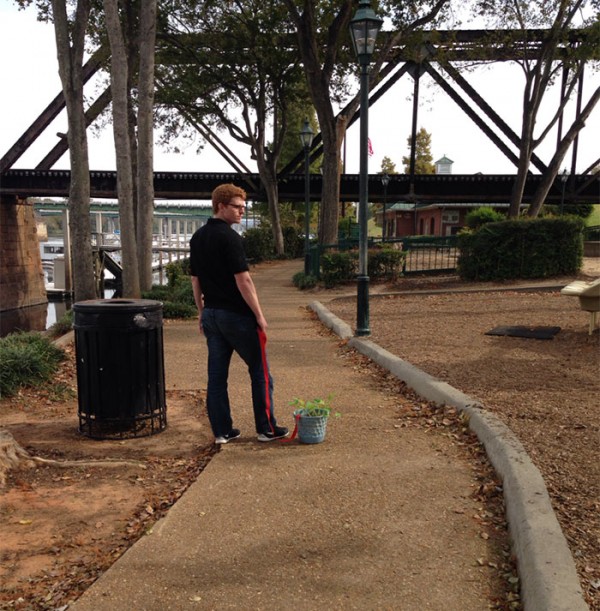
[142,285,172,301]
[320,246,405,287]
[321,251,358,288]
[586,225,600,241]
[464,206,506,229]
[242,227,275,262]
[338,216,358,240]
[165,259,191,288]
[161,301,197,319]
[282,226,305,259]
[565,203,594,219]
[292,271,318,290]
[172,279,195,306]
[47,310,73,338]
[0,332,65,398]
[458,216,584,281]
[142,259,196,317]
[368,246,405,280]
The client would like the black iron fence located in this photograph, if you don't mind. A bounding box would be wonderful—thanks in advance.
[398,236,459,274]
[310,235,459,278]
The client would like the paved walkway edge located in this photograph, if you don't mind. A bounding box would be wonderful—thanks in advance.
[309,300,589,611]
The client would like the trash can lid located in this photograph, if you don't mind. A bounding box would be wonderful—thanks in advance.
[73,299,163,313]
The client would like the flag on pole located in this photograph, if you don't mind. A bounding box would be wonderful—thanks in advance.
[368,138,374,157]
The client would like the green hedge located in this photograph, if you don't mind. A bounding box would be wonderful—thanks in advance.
[241,225,305,261]
[464,206,506,229]
[242,227,275,262]
[142,259,196,318]
[283,226,305,259]
[320,247,405,288]
[457,216,584,281]
[368,247,406,280]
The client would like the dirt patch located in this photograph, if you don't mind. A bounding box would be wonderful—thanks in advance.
[325,275,600,610]
[0,346,215,610]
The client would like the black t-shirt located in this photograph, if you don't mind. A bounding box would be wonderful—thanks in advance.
[189,218,253,317]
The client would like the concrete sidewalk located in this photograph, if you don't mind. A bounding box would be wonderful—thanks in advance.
[70,260,586,611]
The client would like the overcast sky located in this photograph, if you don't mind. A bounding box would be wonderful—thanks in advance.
[1,1,598,178]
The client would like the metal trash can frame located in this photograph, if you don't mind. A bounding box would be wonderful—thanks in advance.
[73,299,167,439]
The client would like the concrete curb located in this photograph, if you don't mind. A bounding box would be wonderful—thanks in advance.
[309,300,588,611]
[52,330,74,348]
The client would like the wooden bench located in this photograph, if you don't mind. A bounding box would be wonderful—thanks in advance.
[560,278,600,334]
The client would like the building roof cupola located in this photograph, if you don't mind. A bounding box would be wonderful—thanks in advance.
[435,155,454,174]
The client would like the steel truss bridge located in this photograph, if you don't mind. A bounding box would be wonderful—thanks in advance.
[1,168,598,205]
[1,28,599,206]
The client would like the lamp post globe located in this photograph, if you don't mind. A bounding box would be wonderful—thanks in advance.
[300,119,314,276]
[349,0,383,337]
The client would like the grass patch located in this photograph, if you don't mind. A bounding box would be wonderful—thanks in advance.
[0,332,65,398]
[48,310,74,338]
[587,204,600,227]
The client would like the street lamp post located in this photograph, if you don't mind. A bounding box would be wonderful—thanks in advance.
[560,168,568,215]
[350,0,383,336]
[381,172,389,241]
[300,119,314,276]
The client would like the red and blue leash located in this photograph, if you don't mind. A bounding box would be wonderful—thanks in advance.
[257,328,298,442]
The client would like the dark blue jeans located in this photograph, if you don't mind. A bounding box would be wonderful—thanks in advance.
[201,308,277,437]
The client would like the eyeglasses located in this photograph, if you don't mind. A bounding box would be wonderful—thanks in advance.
[225,203,246,212]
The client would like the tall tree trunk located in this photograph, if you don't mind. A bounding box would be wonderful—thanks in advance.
[509,144,532,218]
[283,0,355,246]
[51,0,96,302]
[104,0,140,298]
[528,85,600,217]
[136,0,157,292]
[253,151,283,253]
[509,62,542,219]
[319,144,341,245]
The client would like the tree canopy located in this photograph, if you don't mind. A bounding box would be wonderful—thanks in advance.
[402,127,435,174]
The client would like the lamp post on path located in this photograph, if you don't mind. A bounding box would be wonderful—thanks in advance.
[381,172,389,241]
[349,0,383,336]
[560,168,568,215]
[300,119,314,276]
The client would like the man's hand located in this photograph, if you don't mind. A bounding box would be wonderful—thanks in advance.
[256,314,268,333]
[235,271,268,331]
[191,276,205,335]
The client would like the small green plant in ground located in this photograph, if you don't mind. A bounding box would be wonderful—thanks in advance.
[289,395,340,418]
[47,310,74,338]
[0,332,65,398]
[161,301,197,319]
[292,271,318,290]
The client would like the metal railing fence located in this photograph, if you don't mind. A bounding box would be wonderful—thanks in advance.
[310,235,459,278]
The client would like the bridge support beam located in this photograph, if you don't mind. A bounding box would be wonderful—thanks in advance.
[0,195,47,317]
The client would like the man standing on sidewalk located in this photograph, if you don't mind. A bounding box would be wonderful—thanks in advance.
[190,183,289,444]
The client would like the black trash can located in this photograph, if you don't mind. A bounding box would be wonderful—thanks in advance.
[73,299,167,439]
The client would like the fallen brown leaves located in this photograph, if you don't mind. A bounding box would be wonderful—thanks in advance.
[1,449,215,611]
[0,349,216,611]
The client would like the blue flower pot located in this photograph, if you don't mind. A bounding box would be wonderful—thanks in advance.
[294,408,329,444]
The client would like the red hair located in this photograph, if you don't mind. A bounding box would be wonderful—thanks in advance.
[211,184,247,213]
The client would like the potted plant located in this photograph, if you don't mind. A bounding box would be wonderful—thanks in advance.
[289,395,338,444]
